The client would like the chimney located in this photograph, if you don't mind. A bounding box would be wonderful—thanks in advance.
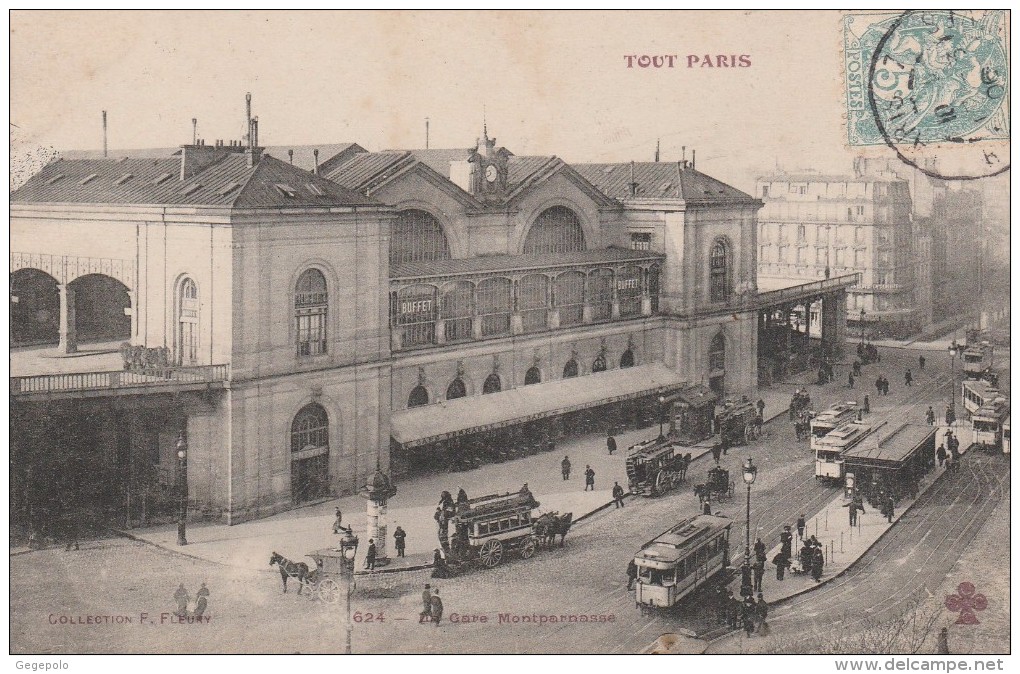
[288,149,294,165]
[682,146,686,165]
[313,149,319,175]
[246,93,252,149]
[252,117,259,148]
[102,110,108,158]
[692,149,696,170]
[676,161,683,198]
[654,139,660,163]
[192,118,197,145]
[425,117,430,149]
[629,160,638,197]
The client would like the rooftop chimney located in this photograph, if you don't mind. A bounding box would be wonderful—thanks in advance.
[682,146,686,164]
[313,149,319,175]
[288,149,294,165]
[654,139,660,163]
[629,160,638,197]
[102,110,108,158]
[246,93,252,149]
[691,149,696,170]
[192,118,197,145]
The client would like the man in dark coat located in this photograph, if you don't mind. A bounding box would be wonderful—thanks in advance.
[946,406,956,426]
[919,354,925,370]
[848,373,855,389]
[607,432,617,455]
[780,525,793,559]
[875,377,883,396]
[430,588,443,625]
[561,455,571,480]
[774,552,788,581]
[420,584,433,623]
[174,584,190,617]
[936,443,947,467]
[863,394,870,413]
[796,514,806,541]
[882,495,895,523]
[754,537,766,562]
[729,594,743,629]
[702,498,712,516]
[755,593,769,634]
[811,546,824,582]
[926,406,936,425]
[584,466,595,491]
[435,507,448,547]
[393,526,407,558]
[800,541,813,572]
[715,586,730,624]
[612,482,625,508]
[756,398,765,419]
[742,596,756,636]
[627,559,638,590]
[752,557,765,593]
[456,487,469,505]
[365,539,377,570]
[905,369,913,387]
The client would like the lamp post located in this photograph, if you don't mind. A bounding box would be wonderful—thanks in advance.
[657,394,666,439]
[948,340,959,413]
[175,432,188,546]
[740,457,757,598]
[338,530,359,655]
[860,307,867,346]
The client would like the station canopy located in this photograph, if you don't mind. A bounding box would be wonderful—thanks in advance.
[391,363,685,448]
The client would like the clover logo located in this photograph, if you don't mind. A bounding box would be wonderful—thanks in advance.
[945,582,987,625]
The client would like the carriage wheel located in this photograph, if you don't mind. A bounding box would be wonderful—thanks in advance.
[479,539,504,567]
[519,538,537,560]
[302,579,318,601]
[317,578,342,604]
[654,470,669,495]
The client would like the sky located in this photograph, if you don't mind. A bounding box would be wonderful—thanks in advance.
[4,10,995,193]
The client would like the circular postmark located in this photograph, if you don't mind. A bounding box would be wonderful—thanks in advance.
[865,10,1009,180]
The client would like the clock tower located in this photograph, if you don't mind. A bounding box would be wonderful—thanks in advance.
[469,125,510,200]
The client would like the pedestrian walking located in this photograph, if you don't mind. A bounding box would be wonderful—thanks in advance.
[848,373,855,389]
[394,525,407,558]
[843,497,864,526]
[420,584,433,623]
[194,583,209,618]
[702,498,712,516]
[456,487,469,505]
[752,557,765,593]
[936,443,947,468]
[430,588,443,626]
[926,406,936,425]
[773,551,789,581]
[946,406,956,426]
[332,507,345,534]
[863,394,870,414]
[607,432,617,456]
[365,539,377,570]
[796,514,806,541]
[755,593,769,635]
[875,376,883,396]
[742,596,756,636]
[780,525,793,558]
[561,455,571,481]
[626,559,638,590]
[612,481,625,508]
[919,355,926,371]
[754,537,766,562]
[882,495,895,523]
[716,587,730,624]
[756,398,765,419]
[174,584,190,617]
[728,594,742,629]
[584,465,595,491]
[811,546,824,582]
[905,369,913,387]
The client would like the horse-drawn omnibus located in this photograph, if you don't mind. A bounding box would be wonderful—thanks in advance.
[625,439,692,497]
[632,514,732,612]
[716,398,761,446]
[447,488,541,569]
[972,396,1009,453]
[809,401,859,452]
[814,421,882,482]
[961,331,995,381]
[962,379,1002,417]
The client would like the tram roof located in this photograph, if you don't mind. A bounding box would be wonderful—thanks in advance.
[843,423,935,466]
[636,515,730,564]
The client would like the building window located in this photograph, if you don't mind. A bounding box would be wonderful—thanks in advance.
[797,224,806,241]
[620,349,635,368]
[408,385,429,408]
[178,277,199,365]
[395,285,437,348]
[709,333,725,373]
[290,403,330,503]
[446,378,467,400]
[631,233,652,251]
[778,245,787,262]
[476,277,511,337]
[391,209,451,266]
[854,249,865,267]
[761,185,769,198]
[291,403,329,453]
[519,274,549,333]
[855,226,864,243]
[710,239,731,302]
[778,224,786,242]
[798,186,807,195]
[592,354,607,373]
[295,269,327,357]
[816,248,826,265]
[524,367,541,385]
[441,281,474,343]
[617,266,642,318]
[563,359,579,378]
[482,373,502,394]
[648,265,660,314]
[857,206,865,216]
[555,271,585,327]
[588,269,614,321]
[523,206,586,254]
[835,249,845,266]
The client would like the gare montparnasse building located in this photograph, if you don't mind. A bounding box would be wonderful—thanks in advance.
[11,120,763,525]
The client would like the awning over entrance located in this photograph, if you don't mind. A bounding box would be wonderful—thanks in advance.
[391,363,685,448]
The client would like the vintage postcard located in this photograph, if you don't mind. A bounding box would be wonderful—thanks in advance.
[8,9,1011,663]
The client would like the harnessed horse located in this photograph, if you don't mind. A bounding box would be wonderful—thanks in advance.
[269,552,311,594]
[534,512,573,548]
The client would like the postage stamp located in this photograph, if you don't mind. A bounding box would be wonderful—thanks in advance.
[843,10,1009,179]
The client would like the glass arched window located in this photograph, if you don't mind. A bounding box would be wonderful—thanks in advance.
[555,271,585,327]
[482,374,502,394]
[710,239,731,303]
[525,366,541,385]
[588,269,613,321]
[523,206,586,254]
[519,274,549,333]
[446,378,467,400]
[291,403,329,453]
[178,277,199,364]
[295,269,328,356]
[620,349,635,368]
[441,281,474,343]
[476,278,511,337]
[408,385,429,408]
[563,359,579,379]
[391,209,451,266]
[592,354,607,373]
[709,332,726,373]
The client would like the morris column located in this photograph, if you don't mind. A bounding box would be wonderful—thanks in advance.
[360,465,397,567]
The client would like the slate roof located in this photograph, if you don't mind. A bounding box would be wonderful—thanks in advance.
[573,162,758,204]
[758,173,907,184]
[61,143,366,174]
[11,152,380,208]
[407,148,475,176]
[324,151,411,191]
[390,247,663,279]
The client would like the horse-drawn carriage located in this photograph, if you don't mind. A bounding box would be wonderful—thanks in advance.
[716,398,762,447]
[695,465,734,503]
[625,438,692,497]
[270,544,357,604]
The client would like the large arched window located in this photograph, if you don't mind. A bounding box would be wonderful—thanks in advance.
[408,385,430,408]
[291,403,329,453]
[10,268,60,346]
[620,349,635,368]
[555,271,585,327]
[295,269,327,356]
[563,358,579,379]
[588,269,614,321]
[482,373,502,394]
[709,332,726,374]
[178,277,199,364]
[525,366,542,385]
[710,239,732,303]
[519,274,549,333]
[390,209,451,266]
[476,278,511,337]
[441,281,474,343]
[290,403,330,503]
[446,378,467,400]
[523,206,586,254]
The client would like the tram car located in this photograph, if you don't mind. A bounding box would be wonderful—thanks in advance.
[972,396,1009,453]
[663,385,719,446]
[716,398,762,446]
[632,514,732,612]
[809,401,860,452]
[961,379,1002,417]
[626,439,691,497]
[814,421,881,482]
[961,335,995,381]
[447,488,541,568]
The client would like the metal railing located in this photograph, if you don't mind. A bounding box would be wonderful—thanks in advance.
[10,364,230,396]
[753,273,862,306]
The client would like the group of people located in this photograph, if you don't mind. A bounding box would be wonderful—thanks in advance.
[418,583,443,625]
[937,432,962,472]
[560,454,597,492]
[715,587,769,637]
[770,523,825,582]
[788,389,811,421]
[856,342,880,365]
[874,375,892,396]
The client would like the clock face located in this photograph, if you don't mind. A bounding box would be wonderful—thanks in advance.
[485,165,497,182]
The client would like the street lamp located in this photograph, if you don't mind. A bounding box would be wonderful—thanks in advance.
[860,307,867,346]
[338,530,359,655]
[657,394,667,439]
[948,340,960,416]
[740,457,758,598]
[175,432,188,546]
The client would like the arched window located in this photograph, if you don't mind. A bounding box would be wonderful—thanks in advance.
[295,269,327,356]
[555,271,585,327]
[178,277,199,364]
[441,281,474,343]
[408,385,430,408]
[519,274,549,333]
[709,332,726,373]
[525,366,542,385]
[476,278,511,337]
[563,359,579,379]
[588,269,613,321]
[620,349,635,368]
[523,206,586,254]
[482,374,502,394]
[446,378,467,400]
[391,209,451,266]
[291,403,329,453]
[592,354,607,373]
[710,239,731,303]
